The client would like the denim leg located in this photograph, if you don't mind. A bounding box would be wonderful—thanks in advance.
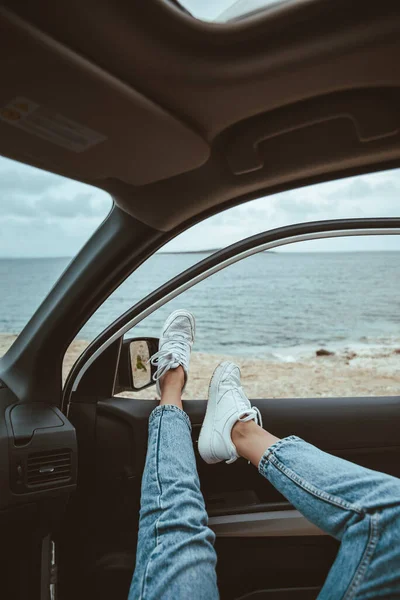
[259,436,400,600]
[129,405,218,600]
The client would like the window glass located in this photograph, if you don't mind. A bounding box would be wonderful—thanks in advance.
[0,156,112,359]
[118,234,400,400]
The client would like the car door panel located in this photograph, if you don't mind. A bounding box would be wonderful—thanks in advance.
[59,393,400,599]
[95,395,400,502]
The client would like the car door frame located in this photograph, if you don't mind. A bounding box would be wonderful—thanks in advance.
[64,216,400,409]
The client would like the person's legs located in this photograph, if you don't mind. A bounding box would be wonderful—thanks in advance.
[199,361,400,600]
[129,312,218,600]
[236,427,400,599]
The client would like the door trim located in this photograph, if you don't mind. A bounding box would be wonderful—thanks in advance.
[209,509,325,538]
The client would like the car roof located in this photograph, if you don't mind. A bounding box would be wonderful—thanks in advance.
[1,0,400,231]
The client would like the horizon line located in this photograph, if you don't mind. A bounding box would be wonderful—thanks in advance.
[0,249,400,259]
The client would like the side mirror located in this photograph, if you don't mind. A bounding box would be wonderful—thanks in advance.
[114,337,159,394]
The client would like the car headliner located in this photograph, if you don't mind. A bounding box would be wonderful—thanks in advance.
[1,0,400,233]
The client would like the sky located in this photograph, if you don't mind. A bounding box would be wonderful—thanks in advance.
[0,155,399,257]
[0,157,112,258]
[177,0,283,22]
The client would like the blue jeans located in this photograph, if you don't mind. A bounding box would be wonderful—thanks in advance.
[129,405,400,599]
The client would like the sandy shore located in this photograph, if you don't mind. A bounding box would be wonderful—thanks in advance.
[1,334,399,399]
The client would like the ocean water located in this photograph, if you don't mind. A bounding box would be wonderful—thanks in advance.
[1,252,400,358]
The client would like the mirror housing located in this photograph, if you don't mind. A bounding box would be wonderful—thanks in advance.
[114,337,159,394]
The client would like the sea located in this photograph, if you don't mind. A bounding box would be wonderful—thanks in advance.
[1,251,400,360]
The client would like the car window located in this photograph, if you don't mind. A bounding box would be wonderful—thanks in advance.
[80,166,400,344]
[116,233,400,400]
[0,156,112,360]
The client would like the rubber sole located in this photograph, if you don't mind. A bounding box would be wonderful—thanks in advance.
[198,361,232,464]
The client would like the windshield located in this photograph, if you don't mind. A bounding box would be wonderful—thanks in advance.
[0,156,112,358]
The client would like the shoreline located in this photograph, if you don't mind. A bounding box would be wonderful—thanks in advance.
[0,334,399,400]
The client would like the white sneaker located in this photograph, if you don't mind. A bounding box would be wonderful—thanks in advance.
[150,309,195,396]
[198,361,262,464]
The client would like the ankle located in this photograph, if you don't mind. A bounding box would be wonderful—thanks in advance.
[232,419,280,466]
[159,366,185,409]
[160,366,185,393]
[231,419,258,444]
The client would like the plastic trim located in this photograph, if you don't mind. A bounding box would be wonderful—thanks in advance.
[208,509,325,537]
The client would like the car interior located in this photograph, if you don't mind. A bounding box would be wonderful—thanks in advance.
[1,1,400,599]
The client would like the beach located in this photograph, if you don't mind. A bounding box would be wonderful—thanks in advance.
[1,251,399,401]
[129,346,400,400]
[1,334,399,400]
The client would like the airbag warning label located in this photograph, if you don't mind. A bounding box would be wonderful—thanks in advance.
[0,96,107,153]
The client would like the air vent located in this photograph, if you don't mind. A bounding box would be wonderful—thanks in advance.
[26,449,72,488]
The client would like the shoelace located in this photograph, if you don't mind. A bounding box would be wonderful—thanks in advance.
[226,406,264,464]
[150,337,191,383]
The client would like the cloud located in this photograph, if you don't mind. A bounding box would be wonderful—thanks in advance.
[0,157,111,220]
[36,193,110,219]
[163,167,400,252]
[0,157,66,194]
[1,192,111,220]
[1,196,36,217]
[0,156,112,257]
[324,177,400,218]
[0,168,64,195]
